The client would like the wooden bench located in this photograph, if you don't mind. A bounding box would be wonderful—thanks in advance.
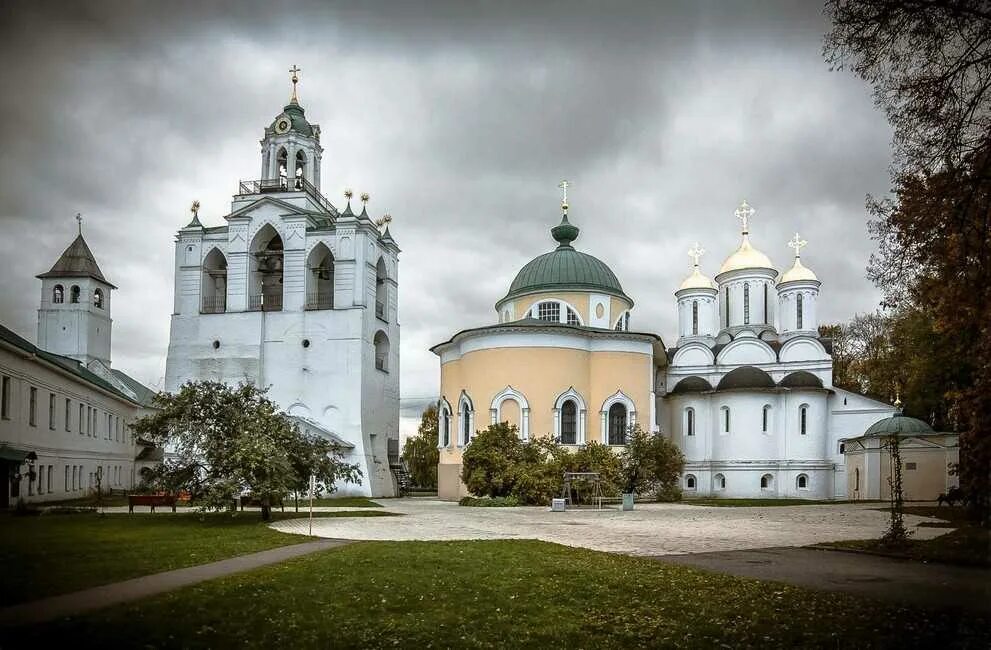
[128,494,178,513]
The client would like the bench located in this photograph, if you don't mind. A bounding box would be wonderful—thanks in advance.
[128,494,178,513]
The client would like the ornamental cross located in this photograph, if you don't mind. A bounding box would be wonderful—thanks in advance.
[788,232,808,257]
[558,179,570,208]
[289,65,301,101]
[734,199,754,234]
[75,212,82,235]
[688,242,705,267]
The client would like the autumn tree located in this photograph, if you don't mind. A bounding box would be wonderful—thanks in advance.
[826,0,991,522]
[402,405,440,488]
[133,381,361,520]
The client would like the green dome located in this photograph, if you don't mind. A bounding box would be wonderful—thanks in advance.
[864,413,934,437]
[273,102,314,137]
[499,214,630,305]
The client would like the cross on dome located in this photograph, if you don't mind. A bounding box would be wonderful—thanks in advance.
[558,179,570,211]
[75,212,83,235]
[688,242,705,267]
[289,65,301,103]
[788,232,808,258]
[734,200,754,235]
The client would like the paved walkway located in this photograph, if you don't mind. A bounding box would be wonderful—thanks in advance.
[0,539,349,627]
[654,546,991,613]
[270,498,949,556]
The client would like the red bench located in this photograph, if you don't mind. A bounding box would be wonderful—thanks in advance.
[128,494,178,513]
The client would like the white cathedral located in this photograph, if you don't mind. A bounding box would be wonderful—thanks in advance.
[164,72,400,497]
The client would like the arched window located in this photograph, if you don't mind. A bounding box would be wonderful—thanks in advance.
[797,293,804,329]
[796,474,808,490]
[608,403,627,445]
[763,284,769,324]
[201,248,228,313]
[306,244,334,310]
[854,467,860,491]
[565,306,581,326]
[70,285,80,304]
[375,258,388,321]
[762,404,771,433]
[250,225,284,311]
[685,474,697,490]
[560,400,577,445]
[692,300,698,335]
[760,473,773,489]
[461,397,474,446]
[720,406,730,434]
[724,287,730,327]
[800,404,808,435]
[713,473,726,490]
[685,407,695,436]
[613,311,630,331]
[438,400,452,448]
[93,288,104,309]
[294,151,306,189]
[744,283,750,325]
[277,148,288,189]
[53,285,64,304]
[373,331,389,372]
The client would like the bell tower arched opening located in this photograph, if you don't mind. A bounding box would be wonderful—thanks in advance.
[306,243,334,310]
[201,248,228,314]
[249,225,284,311]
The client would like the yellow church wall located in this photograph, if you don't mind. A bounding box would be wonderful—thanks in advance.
[505,291,633,326]
[437,342,654,500]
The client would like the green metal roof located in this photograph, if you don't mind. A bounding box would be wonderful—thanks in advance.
[864,413,934,437]
[499,214,630,305]
[275,101,313,137]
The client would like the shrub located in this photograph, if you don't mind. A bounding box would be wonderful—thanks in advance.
[459,495,520,507]
[619,425,685,498]
[656,484,683,502]
[461,422,522,498]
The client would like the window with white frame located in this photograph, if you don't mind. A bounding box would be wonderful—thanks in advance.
[459,395,474,446]
[744,283,750,325]
[796,474,808,489]
[49,393,56,430]
[685,407,695,436]
[64,398,71,431]
[613,311,631,331]
[760,473,774,489]
[53,284,64,304]
[762,404,771,433]
[560,400,578,445]
[565,306,581,326]
[607,403,627,445]
[684,474,697,490]
[720,405,730,434]
[692,300,698,335]
[439,403,451,447]
[537,301,560,322]
[713,473,726,490]
[799,404,808,435]
[29,387,37,427]
[797,293,804,329]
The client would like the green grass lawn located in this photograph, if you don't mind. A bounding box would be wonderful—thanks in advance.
[9,539,986,648]
[0,510,395,606]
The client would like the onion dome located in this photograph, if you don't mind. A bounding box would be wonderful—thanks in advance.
[271,101,314,137]
[779,232,818,283]
[718,200,775,274]
[499,213,631,305]
[679,243,716,290]
[864,413,934,437]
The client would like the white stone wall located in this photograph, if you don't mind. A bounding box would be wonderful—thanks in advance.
[37,276,112,367]
[0,345,140,504]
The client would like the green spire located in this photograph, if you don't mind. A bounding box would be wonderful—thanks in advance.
[551,213,580,249]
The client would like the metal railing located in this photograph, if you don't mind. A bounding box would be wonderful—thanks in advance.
[200,296,227,314]
[375,301,386,320]
[237,177,337,216]
[248,293,284,312]
[305,292,334,311]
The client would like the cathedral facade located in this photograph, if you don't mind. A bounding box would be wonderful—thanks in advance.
[164,76,400,497]
[433,197,895,501]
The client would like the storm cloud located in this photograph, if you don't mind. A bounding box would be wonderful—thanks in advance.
[0,0,892,419]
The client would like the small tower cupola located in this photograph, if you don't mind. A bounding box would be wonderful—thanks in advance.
[260,65,323,191]
[714,200,778,334]
[777,233,821,337]
[676,243,718,343]
[36,215,114,368]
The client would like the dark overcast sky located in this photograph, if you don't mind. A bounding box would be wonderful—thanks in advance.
[0,0,892,402]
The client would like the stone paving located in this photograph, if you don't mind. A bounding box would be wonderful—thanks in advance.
[269,498,949,556]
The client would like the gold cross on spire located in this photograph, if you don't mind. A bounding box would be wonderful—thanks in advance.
[788,232,808,258]
[558,179,570,212]
[75,212,82,236]
[688,242,705,267]
[289,65,301,103]
[734,200,754,235]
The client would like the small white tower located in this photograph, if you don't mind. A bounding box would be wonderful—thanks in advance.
[714,201,778,334]
[36,215,114,368]
[676,243,718,344]
[259,65,324,191]
[777,233,821,337]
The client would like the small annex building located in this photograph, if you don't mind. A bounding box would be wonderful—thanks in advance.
[842,410,959,501]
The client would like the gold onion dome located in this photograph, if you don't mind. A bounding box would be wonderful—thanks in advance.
[718,200,775,274]
[779,232,818,283]
[680,243,716,290]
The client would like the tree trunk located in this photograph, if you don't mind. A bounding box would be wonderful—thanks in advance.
[261,497,271,521]
[294,493,299,513]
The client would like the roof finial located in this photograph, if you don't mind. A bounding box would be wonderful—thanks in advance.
[735,200,754,235]
[788,232,808,259]
[558,179,570,213]
[375,214,393,229]
[289,65,301,104]
[75,212,82,236]
[344,188,353,201]
[360,192,369,205]
[191,200,200,219]
[688,242,705,268]
[894,390,903,412]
